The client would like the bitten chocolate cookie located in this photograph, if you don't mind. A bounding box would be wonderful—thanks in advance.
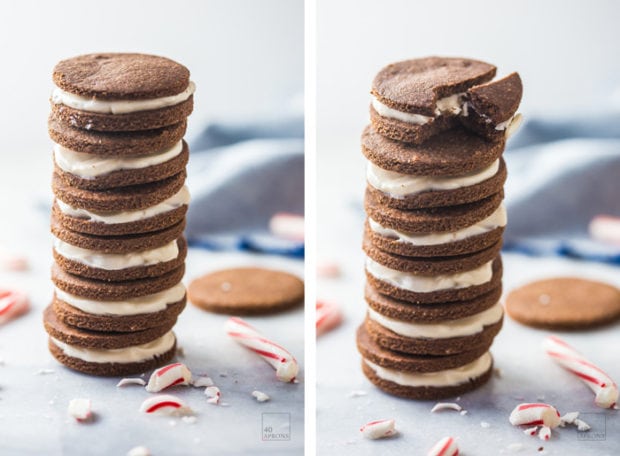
[51,53,194,132]
[188,267,304,315]
[505,277,620,329]
[357,324,494,399]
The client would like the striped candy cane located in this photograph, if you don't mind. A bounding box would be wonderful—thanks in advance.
[543,336,618,409]
[316,300,342,336]
[509,403,561,428]
[139,394,192,415]
[225,317,298,382]
[0,289,30,325]
[359,419,396,439]
[427,436,459,456]
[145,363,192,393]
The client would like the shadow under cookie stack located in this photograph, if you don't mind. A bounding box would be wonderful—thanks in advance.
[44,53,195,376]
[357,57,522,399]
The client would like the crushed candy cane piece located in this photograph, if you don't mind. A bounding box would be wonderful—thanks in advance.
[252,390,270,402]
[182,416,197,424]
[589,215,620,245]
[480,421,491,428]
[139,394,192,416]
[543,335,618,409]
[36,369,55,375]
[360,419,396,439]
[117,378,146,387]
[192,376,214,388]
[0,253,29,271]
[146,363,192,393]
[348,390,368,398]
[538,426,551,441]
[269,213,304,241]
[509,403,561,428]
[316,300,343,336]
[127,446,150,456]
[559,411,579,425]
[524,426,538,436]
[225,317,298,382]
[0,289,30,325]
[427,436,459,456]
[431,402,462,413]
[574,419,591,431]
[205,386,221,404]
[317,259,341,278]
[459,410,468,416]
[68,398,92,422]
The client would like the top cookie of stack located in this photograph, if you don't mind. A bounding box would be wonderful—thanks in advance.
[358,56,522,400]
[45,53,194,376]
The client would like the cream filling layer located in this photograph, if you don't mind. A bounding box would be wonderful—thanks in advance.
[53,238,179,270]
[366,159,499,197]
[364,352,492,387]
[51,81,196,114]
[369,204,506,246]
[366,258,493,293]
[367,301,503,338]
[56,186,190,224]
[54,141,183,178]
[55,282,186,316]
[51,331,175,364]
[371,93,464,125]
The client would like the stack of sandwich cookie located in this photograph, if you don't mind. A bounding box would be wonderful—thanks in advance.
[357,56,522,399]
[44,53,195,376]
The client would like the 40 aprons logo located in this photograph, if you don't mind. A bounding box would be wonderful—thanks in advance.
[262,413,291,441]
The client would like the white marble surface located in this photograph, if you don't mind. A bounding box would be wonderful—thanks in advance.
[0,160,304,455]
[316,140,620,455]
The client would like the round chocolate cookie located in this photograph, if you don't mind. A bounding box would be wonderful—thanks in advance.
[366,256,503,305]
[365,188,504,234]
[51,53,193,132]
[362,124,505,176]
[365,158,507,210]
[505,277,620,329]
[52,293,186,333]
[49,116,187,156]
[53,237,187,281]
[52,263,185,301]
[363,231,502,275]
[53,141,189,191]
[51,213,185,254]
[189,267,304,315]
[364,219,505,258]
[52,170,186,213]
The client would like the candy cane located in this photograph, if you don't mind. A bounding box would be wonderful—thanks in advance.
[117,378,146,387]
[538,426,551,441]
[509,403,561,428]
[316,300,343,336]
[543,336,618,409]
[427,436,459,456]
[317,259,341,278]
[359,419,396,439]
[139,394,192,416]
[145,363,192,393]
[68,398,92,422]
[205,386,221,404]
[0,289,30,325]
[225,317,298,383]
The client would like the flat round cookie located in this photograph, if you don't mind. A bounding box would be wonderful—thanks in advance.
[505,277,620,329]
[188,267,304,315]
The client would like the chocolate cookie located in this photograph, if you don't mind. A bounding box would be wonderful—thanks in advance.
[363,231,501,275]
[51,53,194,132]
[505,277,620,329]
[52,293,186,333]
[52,263,185,301]
[365,188,504,234]
[366,256,503,305]
[53,237,187,281]
[53,141,189,190]
[365,158,507,210]
[52,170,186,213]
[188,267,304,315]
[49,116,187,156]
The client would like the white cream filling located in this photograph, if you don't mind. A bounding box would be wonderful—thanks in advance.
[55,282,185,316]
[366,159,500,197]
[369,204,506,246]
[51,331,175,364]
[371,93,464,125]
[367,301,503,339]
[364,351,492,387]
[366,258,493,293]
[54,141,183,178]
[496,113,523,138]
[53,238,178,270]
[56,185,190,224]
[51,81,196,114]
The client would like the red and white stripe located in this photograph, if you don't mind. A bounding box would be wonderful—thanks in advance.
[269,213,304,241]
[543,335,618,409]
[139,394,192,416]
[225,317,298,383]
[359,419,396,439]
[317,259,341,278]
[509,403,561,428]
[145,363,192,393]
[205,386,221,404]
[427,436,459,456]
[0,289,30,325]
[316,300,343,337]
